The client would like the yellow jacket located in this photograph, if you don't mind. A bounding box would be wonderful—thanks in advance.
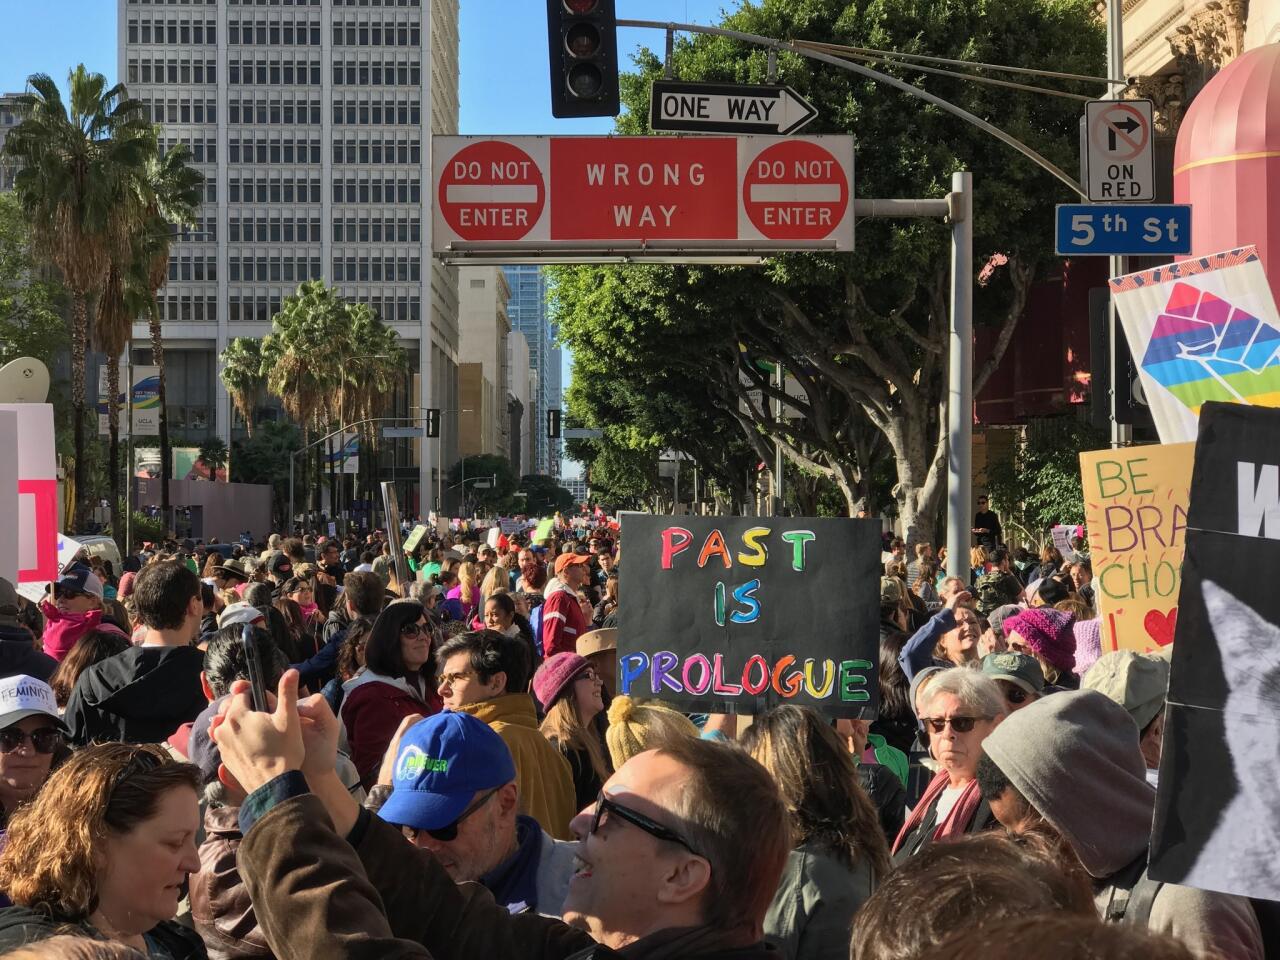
[458,693,577,840]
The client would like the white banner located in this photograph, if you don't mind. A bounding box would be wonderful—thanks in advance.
[1110,246,1280,443]
[131,365,161,437]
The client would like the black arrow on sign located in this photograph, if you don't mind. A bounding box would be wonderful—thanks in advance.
[1107,116,1142,151]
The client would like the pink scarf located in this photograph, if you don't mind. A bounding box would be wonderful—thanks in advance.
[891,769,984,855]
[298,602,320,621]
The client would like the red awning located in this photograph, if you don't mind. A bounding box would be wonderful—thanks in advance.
[1174,43,1280,307]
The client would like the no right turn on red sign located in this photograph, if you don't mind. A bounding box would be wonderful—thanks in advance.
[431,135,855,257]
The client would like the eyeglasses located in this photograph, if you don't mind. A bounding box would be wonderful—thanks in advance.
[0,726,62,754]
[590,793,702,858]
[923,716,989,734]
[109,747,164,800]
[575,668,600,684]
[400,622,430,637]
[404,787,500,843]
[438,670,475,686]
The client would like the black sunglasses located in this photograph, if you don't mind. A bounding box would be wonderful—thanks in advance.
[1000,684,1030,704]
[110,747,165,800]
[399,621,430,637]
[590,793,702,858]
[923,716,987,734]
[0,726,62,754]
[407,787,500,843]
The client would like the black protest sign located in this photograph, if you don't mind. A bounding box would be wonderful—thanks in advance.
[1150,401,1280,901]
[617,514,880,719]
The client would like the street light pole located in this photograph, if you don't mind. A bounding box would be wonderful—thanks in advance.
[945,172,974,581]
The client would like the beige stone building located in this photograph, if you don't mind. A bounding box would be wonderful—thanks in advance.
[457,265,511,461]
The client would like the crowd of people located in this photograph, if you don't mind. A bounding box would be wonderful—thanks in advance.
[0,516,1265,960]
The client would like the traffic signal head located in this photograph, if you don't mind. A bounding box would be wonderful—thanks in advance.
[424,408,441,438]
[546,0,619,119]
[547,408,562,439]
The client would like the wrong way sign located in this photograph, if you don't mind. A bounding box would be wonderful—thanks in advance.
[1084,99,1155,201]
[431,135,855,257]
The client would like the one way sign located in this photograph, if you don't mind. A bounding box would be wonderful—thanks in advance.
[650,80,819,136]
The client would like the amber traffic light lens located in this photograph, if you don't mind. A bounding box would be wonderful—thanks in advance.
[565,22,601,58]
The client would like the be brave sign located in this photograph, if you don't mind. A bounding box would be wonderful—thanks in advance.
[431,135,854,257]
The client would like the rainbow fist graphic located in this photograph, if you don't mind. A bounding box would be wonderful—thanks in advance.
[1141,282,1280,413]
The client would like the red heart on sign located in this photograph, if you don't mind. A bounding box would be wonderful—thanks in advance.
[1144,608,1177,647]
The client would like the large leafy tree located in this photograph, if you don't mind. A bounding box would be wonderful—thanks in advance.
[0,192,67,370]
[553,0,1103,541]
[447,454,518,517]
[219,336,265,436]
[230,420,300,530]
[3,66,151,528]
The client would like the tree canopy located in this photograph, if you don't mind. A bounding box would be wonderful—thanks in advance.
[552,0,1104,540]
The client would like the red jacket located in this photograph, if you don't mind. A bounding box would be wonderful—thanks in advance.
[540,580,588,659]
[340,673,440,788]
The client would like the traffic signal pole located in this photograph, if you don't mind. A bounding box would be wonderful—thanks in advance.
[946,173,974,582]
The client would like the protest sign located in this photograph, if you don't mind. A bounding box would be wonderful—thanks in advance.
[617,515,880,718]
[1149,401,1280,902]
[1080,443,1193,653]
[0,404,58,588]
[0,411,17,585]
[380,482,412,588]
[1049,525,1078,563]
[403,524,429,555]
[533,518,555,543]
[1110,246,1280,444]
[486,526,501,549]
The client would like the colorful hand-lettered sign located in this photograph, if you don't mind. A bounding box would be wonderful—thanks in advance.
[617,514,880,718]
[1080,442,1194,653]
[1110,247,1280,444]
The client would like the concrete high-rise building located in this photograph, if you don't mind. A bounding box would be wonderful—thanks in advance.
[501,264,559,477]
[0,94,22,192]
[119,0,460,516]
[456,265,509,462]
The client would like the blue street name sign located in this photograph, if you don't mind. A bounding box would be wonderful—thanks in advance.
[1055,204,1192,256]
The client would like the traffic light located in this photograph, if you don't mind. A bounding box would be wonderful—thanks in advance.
[546,0,619,119]
[424,408,440,438]
[547,408,562,439]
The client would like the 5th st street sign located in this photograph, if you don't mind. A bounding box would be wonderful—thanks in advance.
[650,80,819,136]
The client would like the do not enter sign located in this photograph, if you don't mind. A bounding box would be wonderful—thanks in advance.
[743,140,850,241]
[438,140,546,242]
[432,135,854,255]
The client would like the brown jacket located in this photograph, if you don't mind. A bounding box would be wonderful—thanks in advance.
[190,805,274,959]
[457,693,577,840]
[237,792,778,960]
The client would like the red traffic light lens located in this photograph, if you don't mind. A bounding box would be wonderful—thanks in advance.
[567,63,605,99]
[565,22,601,59]
[563,0,599,12]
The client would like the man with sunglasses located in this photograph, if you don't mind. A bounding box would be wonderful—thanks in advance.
[0,674,65,829]
[980,651,1043,714]
[212,669,790,960]
[375,711,579,917]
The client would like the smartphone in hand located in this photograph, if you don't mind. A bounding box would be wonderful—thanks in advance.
[243,624,269,711]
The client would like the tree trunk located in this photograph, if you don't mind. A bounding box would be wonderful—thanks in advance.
[71,296,89,531]
[148,304,172,535]
[107,356,122,548]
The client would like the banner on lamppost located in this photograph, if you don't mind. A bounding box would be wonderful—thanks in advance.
[131,366,161,437]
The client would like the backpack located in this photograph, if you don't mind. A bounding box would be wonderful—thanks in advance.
[528,602,546,658]
[1102,853,1165,928]
[975,571,1014,615]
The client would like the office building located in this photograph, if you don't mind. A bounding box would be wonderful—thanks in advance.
[456,265,509,461]
[508,329,532,476]
[501,264,559,477]
[0,94,22,192]
[119,0,460,515]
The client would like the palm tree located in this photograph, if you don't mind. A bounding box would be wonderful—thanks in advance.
[134,142,203,530]
[3,66,150,528]
[218,336,265,436]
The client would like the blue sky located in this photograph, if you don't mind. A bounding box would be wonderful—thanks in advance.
[0,0,732,477]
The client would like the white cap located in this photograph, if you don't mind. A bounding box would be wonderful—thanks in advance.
[0,675,65,730]
[219,602,266,629]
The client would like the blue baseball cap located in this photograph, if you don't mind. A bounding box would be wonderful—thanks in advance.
[376,711,517,831]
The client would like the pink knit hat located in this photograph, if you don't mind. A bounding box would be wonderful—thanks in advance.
[1005,608,1077,673]
[532,652,592,709]
[117,571,137,598]
[1072,618,1103,677]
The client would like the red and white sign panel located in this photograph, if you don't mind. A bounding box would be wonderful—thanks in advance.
[432,135,854,256]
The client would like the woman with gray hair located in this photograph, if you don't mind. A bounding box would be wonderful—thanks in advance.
[891,667,1006,864]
